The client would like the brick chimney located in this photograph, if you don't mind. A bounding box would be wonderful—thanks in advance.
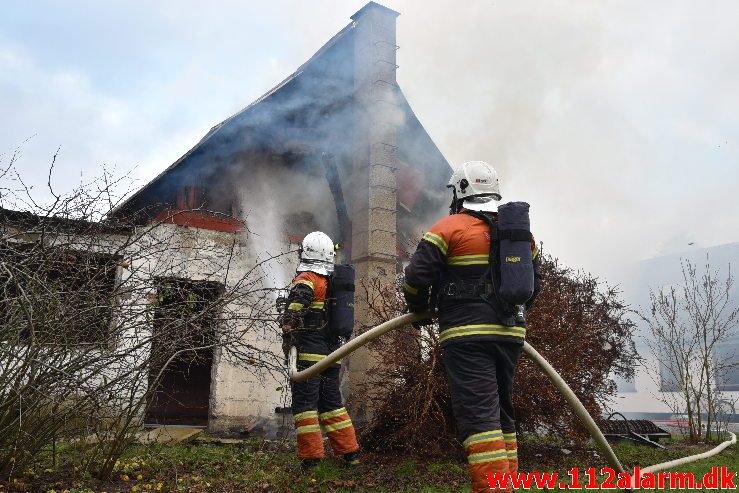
[343,1,401,419]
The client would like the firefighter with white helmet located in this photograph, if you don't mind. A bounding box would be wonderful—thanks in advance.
[447,160,501,212]
[281,231,360,469]
[403,161,541,492]
[296,231,335,275]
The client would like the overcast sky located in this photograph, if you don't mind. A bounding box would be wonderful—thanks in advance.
[2,0,738,286]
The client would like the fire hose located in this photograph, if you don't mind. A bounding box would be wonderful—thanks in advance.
[287,312,736,486]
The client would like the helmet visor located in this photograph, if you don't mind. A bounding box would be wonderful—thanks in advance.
[464,194,500,212]
[297,259,334,275]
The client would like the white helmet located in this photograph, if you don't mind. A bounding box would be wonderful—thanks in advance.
[447,161,501,212]
[297,231,335,275]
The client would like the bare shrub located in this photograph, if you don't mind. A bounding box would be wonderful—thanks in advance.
[0,152,285,479]
[516,256,637,439]
[640,257,738,442]
[354,276,458,457]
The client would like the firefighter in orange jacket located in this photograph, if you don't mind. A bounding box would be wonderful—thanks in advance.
[403,161,541,492]
[281,231,360,470]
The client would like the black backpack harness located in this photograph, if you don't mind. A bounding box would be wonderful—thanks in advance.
[437,209,533,318]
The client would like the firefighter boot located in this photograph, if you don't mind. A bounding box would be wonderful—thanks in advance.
[343,451,360,467]
[300,458,321,471]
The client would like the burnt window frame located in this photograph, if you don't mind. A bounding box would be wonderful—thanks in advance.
[0,240,122,348]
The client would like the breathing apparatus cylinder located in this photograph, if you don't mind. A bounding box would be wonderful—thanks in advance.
[497,201,535,307]
[329,264,355,339]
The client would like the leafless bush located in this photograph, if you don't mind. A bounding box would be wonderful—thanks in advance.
[356,254,637,456]
[641,257,738,442]
[517,256,637,439]
[0,152,286,479]
[353,276,458,457]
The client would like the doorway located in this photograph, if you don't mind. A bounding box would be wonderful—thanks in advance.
[146,278,224,426]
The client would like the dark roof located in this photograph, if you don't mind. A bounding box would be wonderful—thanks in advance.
[0,207,133,235]
[112,21,357,218]
[112,1,451,224]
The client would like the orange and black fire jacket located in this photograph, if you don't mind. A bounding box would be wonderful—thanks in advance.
[403,211,540,347]
[283,271,340,366]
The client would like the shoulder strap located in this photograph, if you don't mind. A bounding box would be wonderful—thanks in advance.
[461,209,498,255]
[326,275,334,314]
[461,210,514,315]
[460,209,498,283]
[327,274,334,297]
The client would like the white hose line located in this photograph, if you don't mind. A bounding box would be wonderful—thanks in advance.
[522,342,628,479]
[287,312,735,486]
[288,312,428,382]
[639,431,736,474]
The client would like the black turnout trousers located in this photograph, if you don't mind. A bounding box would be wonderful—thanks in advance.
[291,363,343,415]
[290,326,344,414]
[442,340,521,440]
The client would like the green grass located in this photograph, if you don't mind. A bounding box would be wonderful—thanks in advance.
[6,434,736,492]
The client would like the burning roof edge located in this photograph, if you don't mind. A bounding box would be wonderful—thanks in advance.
[198,21,358,147]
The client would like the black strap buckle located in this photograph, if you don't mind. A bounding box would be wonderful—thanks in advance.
[443,282,459,297]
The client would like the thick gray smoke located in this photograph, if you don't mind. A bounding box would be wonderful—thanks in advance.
[387,0,739,284]
[4,0,737,287]
[262,0,739,285]
[240,185,293,291]
[239,162,341,289]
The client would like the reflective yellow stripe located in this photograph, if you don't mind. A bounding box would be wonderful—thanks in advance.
[403,282,419,295]
[506,450,518,458]
[296,424,321,434]
[503,432,517,443]
[288,302,305,311]
[309,301,325,309]
[319,407,348,420]
[532,244,539,260]
[298,353,341,364]
[439,324,526,343]
[468,449,508,464]
[292,279,315,290]
[422,232,448,255]
[293,410,318,421]
[298,353,326,362]
[324,420,353,433]
[463,430,504,448]
[447,254,489,266]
